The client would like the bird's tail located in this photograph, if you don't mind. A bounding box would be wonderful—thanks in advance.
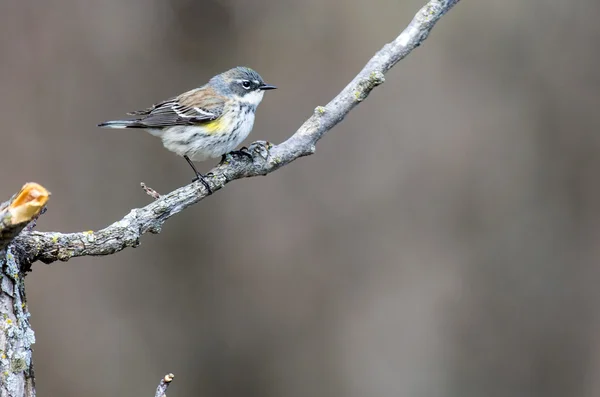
[97,120,144,129]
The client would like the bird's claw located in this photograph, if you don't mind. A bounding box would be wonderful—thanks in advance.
[220,142,273,166]
[219,154,229,166]
[228,148,254,161]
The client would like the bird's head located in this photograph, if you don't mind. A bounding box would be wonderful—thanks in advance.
[211,66,276,106]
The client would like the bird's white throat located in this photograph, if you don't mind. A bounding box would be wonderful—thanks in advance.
[235,90,265,107]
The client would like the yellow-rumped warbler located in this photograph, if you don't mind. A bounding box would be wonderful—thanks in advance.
[98,66,276,193]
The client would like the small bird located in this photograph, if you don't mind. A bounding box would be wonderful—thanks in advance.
[98,66,276,193]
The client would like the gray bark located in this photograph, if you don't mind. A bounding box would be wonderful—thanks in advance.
[0,183,48,397]
[0,247,36,397]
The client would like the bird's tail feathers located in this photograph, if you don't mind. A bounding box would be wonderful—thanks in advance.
[97,120,144,129]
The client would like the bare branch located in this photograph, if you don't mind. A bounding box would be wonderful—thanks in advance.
[0,183,48,397]
[155,373,174,397]
[13,0,460,266]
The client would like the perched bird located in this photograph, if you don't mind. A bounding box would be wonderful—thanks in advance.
[98,66,276,193]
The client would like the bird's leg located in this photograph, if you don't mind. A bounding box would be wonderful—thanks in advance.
[184,155,212,195]
[218,153,231,166]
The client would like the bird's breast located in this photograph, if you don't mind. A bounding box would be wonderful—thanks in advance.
[230,104,256,142]
[159,103,257,161]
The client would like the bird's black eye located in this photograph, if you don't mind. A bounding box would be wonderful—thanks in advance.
[241,80,251,89]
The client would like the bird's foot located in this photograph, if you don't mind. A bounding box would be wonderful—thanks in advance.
[219,154,228,165]
[217,142,273,167]
[228,147,254,161]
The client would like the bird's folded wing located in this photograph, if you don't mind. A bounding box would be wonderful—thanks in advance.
[126,86,226,128]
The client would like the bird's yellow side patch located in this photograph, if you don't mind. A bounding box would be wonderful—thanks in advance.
[202,117,229,135]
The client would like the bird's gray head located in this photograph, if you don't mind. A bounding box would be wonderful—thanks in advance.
[210,66,276,107]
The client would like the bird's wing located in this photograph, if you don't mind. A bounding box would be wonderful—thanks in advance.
[126,86,226,128]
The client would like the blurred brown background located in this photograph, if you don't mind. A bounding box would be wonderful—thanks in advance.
[1,0,599,396]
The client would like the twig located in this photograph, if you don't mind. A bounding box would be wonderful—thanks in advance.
[13,0,461,266]
[155,373,174,397]
[141,182,161,200]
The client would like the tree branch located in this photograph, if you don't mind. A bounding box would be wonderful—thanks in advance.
[13,0,460,266]
[0,183,49,397]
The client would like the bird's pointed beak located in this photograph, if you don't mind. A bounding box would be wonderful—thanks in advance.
[259,84,277,90]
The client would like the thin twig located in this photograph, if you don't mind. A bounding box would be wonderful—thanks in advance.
[141,183,161,200]
[13,0,461,266]
[155,373,174,397]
